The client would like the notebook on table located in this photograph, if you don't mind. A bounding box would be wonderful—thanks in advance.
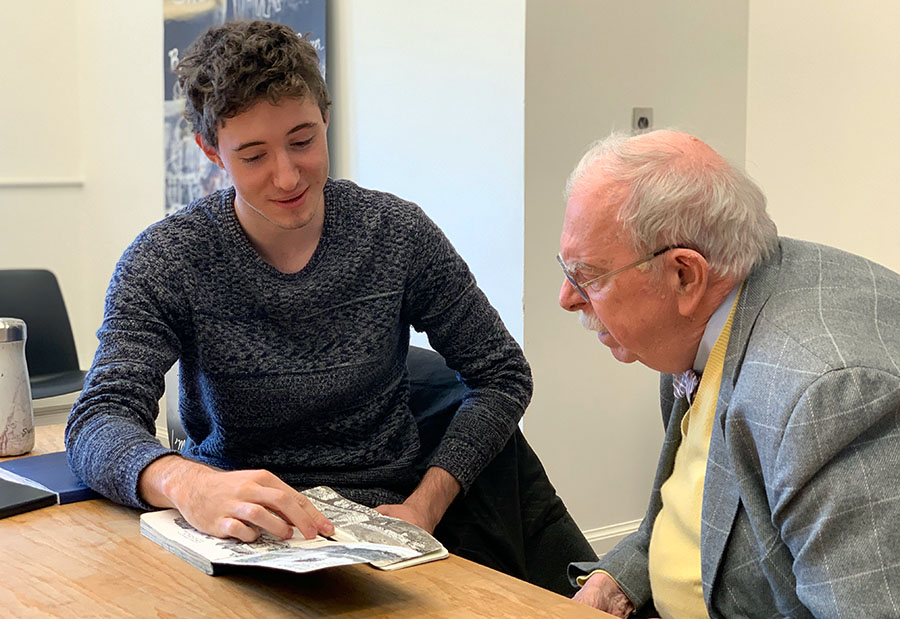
[0,477,57,519]
[0,450,98,508]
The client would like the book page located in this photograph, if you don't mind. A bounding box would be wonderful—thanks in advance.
[303,486,445,556]
[140,508,418,574]
[140,486,447,574]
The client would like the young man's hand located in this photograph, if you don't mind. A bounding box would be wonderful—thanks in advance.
[374,502,438,533]
[138,455,333,542]
[374,466,460,534]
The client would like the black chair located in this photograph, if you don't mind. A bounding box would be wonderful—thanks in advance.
[0,270,87,399]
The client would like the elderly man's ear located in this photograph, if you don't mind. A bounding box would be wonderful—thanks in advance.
[671,249,709,317]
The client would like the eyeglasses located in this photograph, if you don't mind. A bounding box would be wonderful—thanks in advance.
[557,245,684,302]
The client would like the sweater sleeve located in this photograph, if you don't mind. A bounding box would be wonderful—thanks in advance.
[401,211,532,492]
[65,231,184,509]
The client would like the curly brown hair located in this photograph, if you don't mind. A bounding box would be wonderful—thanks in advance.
[175,20,330,148]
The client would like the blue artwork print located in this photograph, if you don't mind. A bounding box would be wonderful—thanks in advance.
[163,0,326,216]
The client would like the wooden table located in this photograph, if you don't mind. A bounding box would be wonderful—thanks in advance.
[0,425,609,618]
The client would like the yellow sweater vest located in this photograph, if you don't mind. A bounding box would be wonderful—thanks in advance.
[647,296,739,619]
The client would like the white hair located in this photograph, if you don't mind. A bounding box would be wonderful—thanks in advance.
[566,131,778,280]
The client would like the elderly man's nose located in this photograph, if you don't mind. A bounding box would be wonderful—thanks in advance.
[559,279,584,312]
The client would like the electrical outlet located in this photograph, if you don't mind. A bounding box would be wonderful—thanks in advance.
[632,107,653,132]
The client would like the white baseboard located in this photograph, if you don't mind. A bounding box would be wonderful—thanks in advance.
[33,392,79,426]
[34,406,72,426]
[583,519,641,557]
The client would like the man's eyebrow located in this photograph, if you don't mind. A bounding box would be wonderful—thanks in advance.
[570,258,607,272]
[233,140,265,152]
[286,122,316,135]
[232,123,317,152]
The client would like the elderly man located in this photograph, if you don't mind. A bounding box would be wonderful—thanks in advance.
[559,130,900,617]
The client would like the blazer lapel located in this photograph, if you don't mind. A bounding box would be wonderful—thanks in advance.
[701,241,784,607]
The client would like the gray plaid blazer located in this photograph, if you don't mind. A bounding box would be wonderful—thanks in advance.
[571,238,900,618]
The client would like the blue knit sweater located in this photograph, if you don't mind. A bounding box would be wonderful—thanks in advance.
[65,179,532,509]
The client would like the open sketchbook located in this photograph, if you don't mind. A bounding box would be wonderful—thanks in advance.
[140,486,448,575]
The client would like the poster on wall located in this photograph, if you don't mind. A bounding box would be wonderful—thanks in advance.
[163,0,326,216]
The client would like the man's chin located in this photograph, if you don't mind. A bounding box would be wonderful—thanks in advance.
[596,330,615,347]
[610,347,639,364]
[597,332,639,364]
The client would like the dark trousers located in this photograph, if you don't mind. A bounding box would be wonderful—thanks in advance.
[430,430,598,596]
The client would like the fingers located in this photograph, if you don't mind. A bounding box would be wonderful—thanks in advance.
[236,472,334,540]
[170,467,335,543]
[260,497,319,540]
[217,516,262,543]
[572,573,633,617]
[228,499,295,540]
[296,494,335,538]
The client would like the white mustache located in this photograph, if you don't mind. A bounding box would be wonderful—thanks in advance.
[579,310,607,333]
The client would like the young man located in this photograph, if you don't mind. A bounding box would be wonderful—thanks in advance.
[66,20,594,594]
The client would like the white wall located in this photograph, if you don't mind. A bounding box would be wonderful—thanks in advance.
[328,0,526,345]
[0,4,82,185]
[1,1,165,374]
[1,1,84,359]
[746,0,900,272]
[523,0,751,551]
[1,2,165,424]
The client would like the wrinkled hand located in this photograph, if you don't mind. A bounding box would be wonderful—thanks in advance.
[374,502,437,534]
[138,455,334,542]
[572,572,635,618]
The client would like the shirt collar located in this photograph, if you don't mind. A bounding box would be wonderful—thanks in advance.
[692,284,740,373]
